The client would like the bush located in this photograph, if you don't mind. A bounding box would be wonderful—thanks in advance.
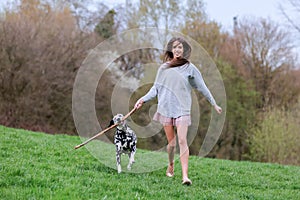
[249,104,300,165]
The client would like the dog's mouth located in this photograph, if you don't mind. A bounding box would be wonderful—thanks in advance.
[114,119,124,125]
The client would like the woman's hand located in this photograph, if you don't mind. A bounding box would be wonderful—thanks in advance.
[214,104,222,114]
[135,99,144,109]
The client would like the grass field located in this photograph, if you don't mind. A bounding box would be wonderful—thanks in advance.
[0,125,299,200]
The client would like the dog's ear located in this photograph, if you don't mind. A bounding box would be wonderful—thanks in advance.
[108,119,114,128]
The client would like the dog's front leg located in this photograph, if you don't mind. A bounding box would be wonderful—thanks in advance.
[116,151,122,173]
[127,151,135,170]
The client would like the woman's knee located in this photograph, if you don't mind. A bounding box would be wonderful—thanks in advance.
[168,140,176,147]
[177,137,187,147]
[177,126,188,145]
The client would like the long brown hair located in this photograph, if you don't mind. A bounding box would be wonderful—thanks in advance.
[163,37,192,67]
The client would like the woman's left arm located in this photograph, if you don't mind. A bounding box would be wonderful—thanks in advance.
[189,66,222,114]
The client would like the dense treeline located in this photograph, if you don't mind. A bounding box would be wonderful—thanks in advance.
[0,0,299,165]
[0,0,103,134]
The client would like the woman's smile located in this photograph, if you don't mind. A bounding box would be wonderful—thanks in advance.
[172,41,184,59]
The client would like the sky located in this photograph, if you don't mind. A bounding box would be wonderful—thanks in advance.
[205,0,285,29]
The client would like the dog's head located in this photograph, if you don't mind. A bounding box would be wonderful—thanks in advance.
[109,113,126,130]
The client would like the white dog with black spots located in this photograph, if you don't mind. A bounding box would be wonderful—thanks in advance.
[109,114,137,173]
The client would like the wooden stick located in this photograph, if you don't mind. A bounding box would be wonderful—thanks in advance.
[74,107,137,149]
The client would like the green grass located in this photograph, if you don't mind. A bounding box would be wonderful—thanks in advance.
[0,125,299,200]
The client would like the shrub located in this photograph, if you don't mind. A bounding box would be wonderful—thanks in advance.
[249,104,300,165]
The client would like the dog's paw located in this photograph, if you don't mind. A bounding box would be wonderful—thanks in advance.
[127,164,132,170]
[117,165,122,173]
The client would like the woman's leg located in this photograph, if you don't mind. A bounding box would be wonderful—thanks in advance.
[176,125,190,182]
[164,125,176,175]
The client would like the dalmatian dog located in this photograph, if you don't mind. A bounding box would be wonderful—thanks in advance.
[109,113,137,173]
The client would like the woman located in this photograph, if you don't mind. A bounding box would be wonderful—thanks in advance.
[135,37,222,185]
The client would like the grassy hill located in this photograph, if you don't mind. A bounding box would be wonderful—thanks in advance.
[0,125,299,200]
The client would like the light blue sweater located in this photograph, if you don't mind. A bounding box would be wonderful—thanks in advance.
[141,62,216,118]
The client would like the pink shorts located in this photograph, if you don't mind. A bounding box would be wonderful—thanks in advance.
[153,112,191,126]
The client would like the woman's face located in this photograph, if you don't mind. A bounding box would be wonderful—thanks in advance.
[172,40,184,59]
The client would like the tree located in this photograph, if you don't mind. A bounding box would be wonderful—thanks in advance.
[279,0,300,34]
[181,0,227,59]
[182,21,226,59]
[0,0,101,133]
[106,0,187,78]
[207,60,258,160]
[122,0,184,44]
[183,0,207,26]
[64,0,108,30]
[112,0,207,78]
[94,9,116,39]
[136,0,183,30]
[225,17,299,109]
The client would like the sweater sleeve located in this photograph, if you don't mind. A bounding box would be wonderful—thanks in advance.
[188,66,216,106]
[140,84,158,102]
[140,66,162,102]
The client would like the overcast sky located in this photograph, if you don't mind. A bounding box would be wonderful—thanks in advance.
[206,0,286,29]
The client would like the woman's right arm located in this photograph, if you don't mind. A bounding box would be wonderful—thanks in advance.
[135,85,158,109]
[135,66,163,109]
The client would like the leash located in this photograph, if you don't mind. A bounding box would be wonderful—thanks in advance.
[74,107,137,149]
